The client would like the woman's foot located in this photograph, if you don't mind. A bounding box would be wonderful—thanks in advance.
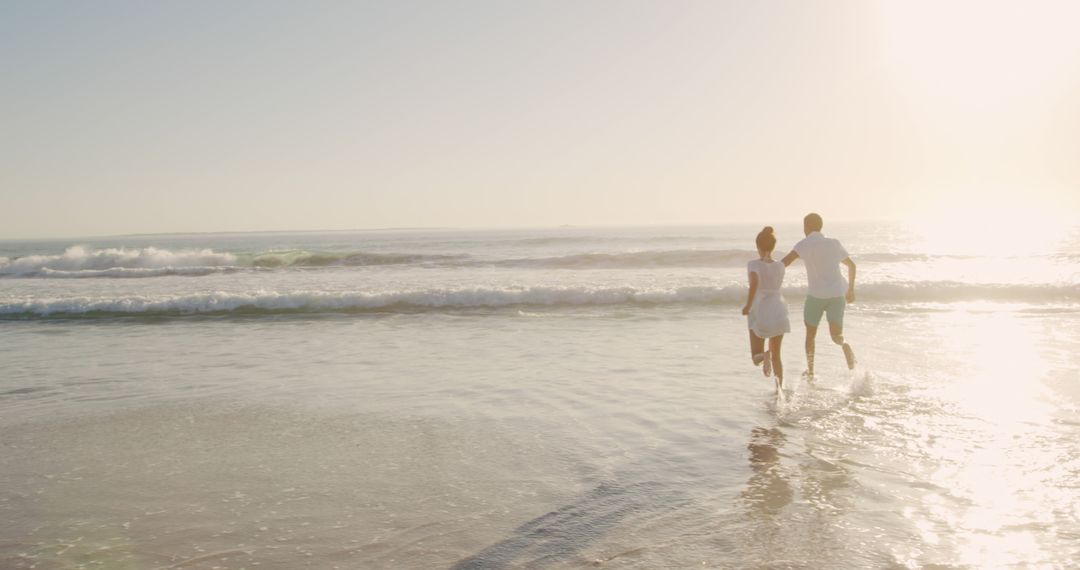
[752,352,766,366]
[762,351,772,377]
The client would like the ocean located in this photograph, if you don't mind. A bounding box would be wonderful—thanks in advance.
[1,222,1078,569]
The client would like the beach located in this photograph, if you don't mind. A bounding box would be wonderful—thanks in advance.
[2,223,1079,568]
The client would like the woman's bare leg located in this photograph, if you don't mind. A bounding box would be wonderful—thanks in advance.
[768,335,784,388]
[749,330,767,375]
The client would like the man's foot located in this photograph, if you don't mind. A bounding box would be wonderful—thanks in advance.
[762,351,772,377]
[842,343,856,370]
[801,369,815,383]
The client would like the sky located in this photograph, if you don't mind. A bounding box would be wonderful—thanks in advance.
[2,0,1079,239]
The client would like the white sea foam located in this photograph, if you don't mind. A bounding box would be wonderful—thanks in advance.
[0,246,468,277]
[0,286,733,317]
[36,267,237,278]
[0,244,1056,278]
[2,246,761,276]
[2,282,1077,318]
[0,246,237,276]
[852,281,1080,303]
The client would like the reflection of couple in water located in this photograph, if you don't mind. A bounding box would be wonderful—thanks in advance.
[741,213,857,391]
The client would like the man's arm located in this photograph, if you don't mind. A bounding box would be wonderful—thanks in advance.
[842,257,856,302]
[781,251,799,267]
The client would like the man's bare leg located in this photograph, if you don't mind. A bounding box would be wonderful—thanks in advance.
[804,325,817,379]
[828,322,856,370]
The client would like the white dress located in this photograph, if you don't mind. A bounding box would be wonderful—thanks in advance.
[747,259,791,339]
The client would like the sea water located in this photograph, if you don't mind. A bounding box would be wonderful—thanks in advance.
[1,222,1078,569]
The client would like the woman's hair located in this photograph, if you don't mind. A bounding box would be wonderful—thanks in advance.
[755,226,776,252]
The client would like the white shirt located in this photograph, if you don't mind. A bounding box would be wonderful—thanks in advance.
[747,259,785,295]
[792,231,849,298]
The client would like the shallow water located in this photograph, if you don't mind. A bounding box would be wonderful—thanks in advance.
[2,225,1079,568]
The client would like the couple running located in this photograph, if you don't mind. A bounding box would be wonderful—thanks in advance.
[740,213,857,389]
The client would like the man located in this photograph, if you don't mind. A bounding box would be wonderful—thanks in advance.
[781,213,856,377]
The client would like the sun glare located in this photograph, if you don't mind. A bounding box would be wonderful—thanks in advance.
[923,310,1060,567]
[875,0,1080,114]
[906,198,1074,258]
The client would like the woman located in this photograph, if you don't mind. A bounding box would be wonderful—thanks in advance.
[741,226,791,390]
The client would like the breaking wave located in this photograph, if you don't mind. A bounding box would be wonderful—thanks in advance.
[0,246,1006,278]
[0,246,468,277]
[0,286,733,317]
[1,282,1076,319]
[35,267,242,279]
[0,246,236,276]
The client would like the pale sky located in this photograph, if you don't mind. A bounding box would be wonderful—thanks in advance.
[2,0,1079,239]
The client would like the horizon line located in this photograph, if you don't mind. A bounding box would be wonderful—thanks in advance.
[0,218,908,242]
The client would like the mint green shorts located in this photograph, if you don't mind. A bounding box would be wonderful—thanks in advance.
[804,296,845,327]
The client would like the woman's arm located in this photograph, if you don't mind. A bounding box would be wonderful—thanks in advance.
[742,271,759,315]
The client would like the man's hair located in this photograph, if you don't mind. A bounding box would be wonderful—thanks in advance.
[804,212,823,232]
